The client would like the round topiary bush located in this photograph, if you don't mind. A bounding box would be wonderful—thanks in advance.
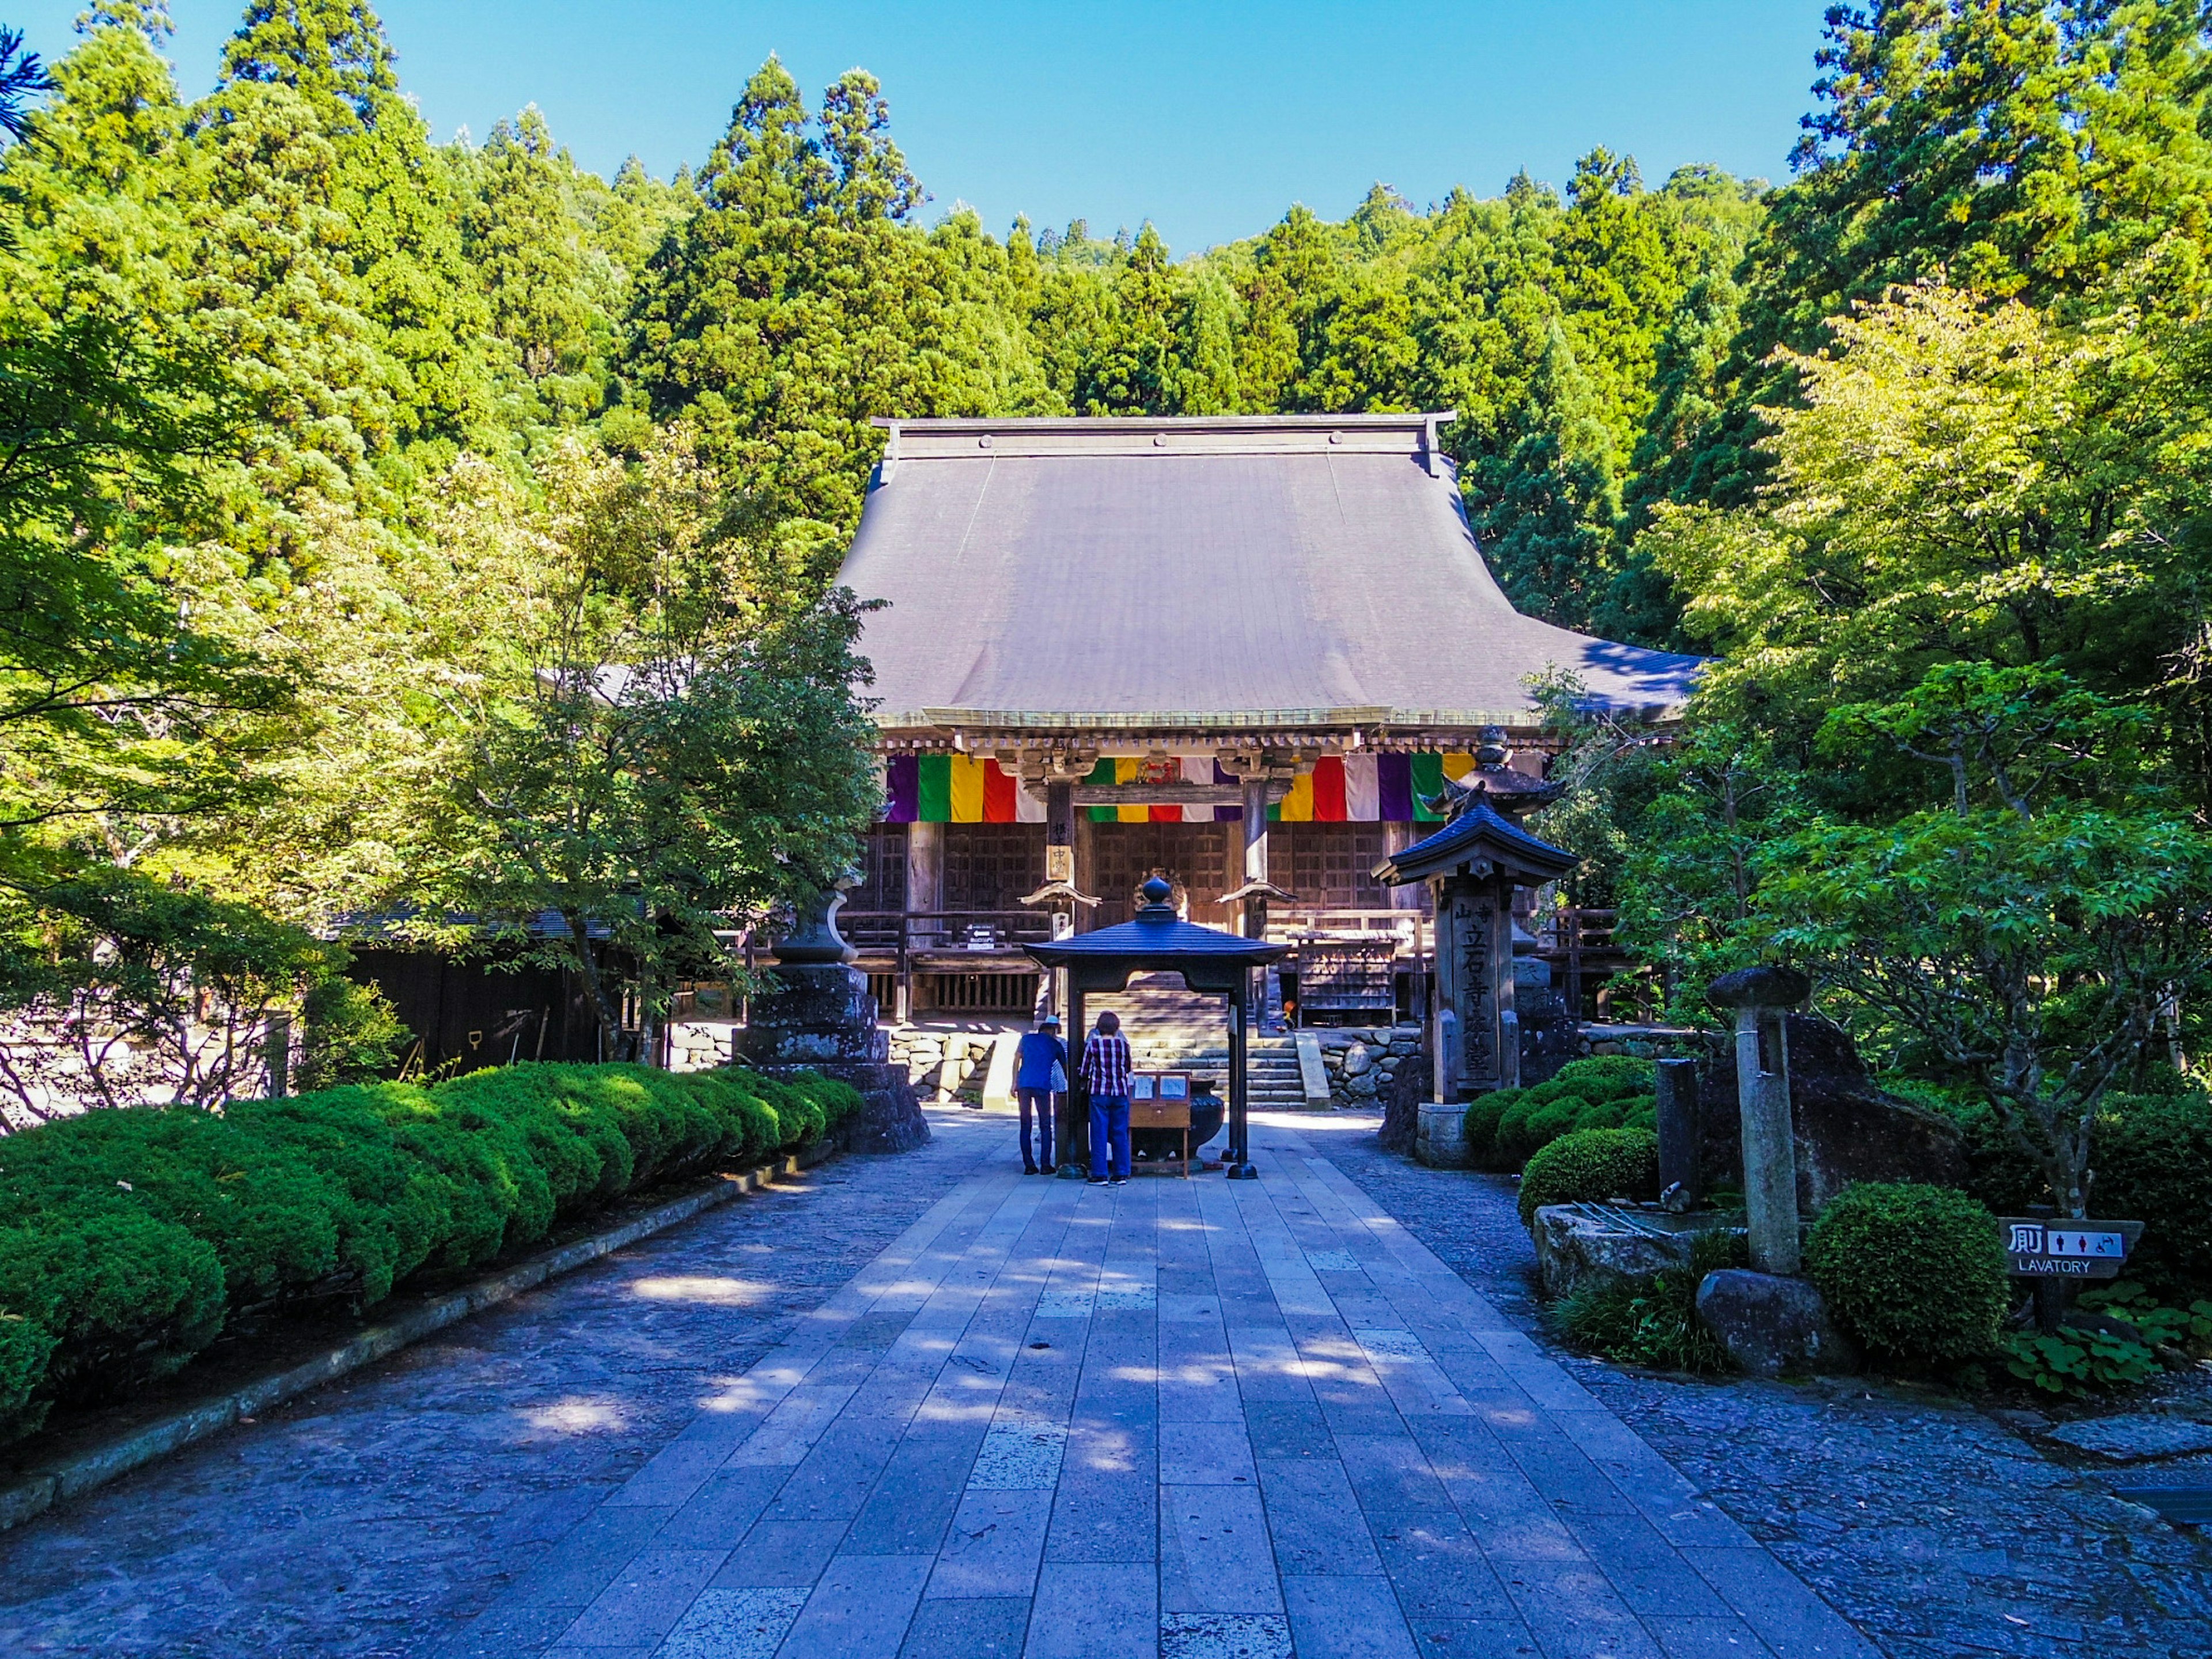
[1804,1182,2009,1369]
[1490,1056,1658,1169]
[1518,1126,1661,1226]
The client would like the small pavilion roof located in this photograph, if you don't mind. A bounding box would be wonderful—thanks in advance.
[841,415,1702,741]
[1373,802,1578,888]
[1026,879,1288,994]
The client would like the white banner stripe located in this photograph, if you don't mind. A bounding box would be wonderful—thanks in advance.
[1344,754,1380,822]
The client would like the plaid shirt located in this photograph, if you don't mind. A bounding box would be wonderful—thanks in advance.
[1081,1031,1132,1098]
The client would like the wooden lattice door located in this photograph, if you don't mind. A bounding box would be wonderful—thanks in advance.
[1091,823,1231,927]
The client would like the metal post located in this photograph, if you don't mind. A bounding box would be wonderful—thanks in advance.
[1060,985,1088,1177]
[1225,974,1256,1178]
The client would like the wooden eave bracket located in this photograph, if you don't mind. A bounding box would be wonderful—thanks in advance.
[1018,881,1103,909]
[1219,880,1299,906]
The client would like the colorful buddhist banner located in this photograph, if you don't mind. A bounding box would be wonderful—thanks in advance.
[881,752,1479,824]
[881,755,1041,824]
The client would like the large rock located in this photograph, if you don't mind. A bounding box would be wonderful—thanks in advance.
[1378,1050,1430,1155]
[1696,1013,1967,1213]
[1531,1204,1743,1299]
[1695,1268,1858,1378]
[1516,985,1577,1088]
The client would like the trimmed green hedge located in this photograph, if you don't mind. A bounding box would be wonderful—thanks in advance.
[1469,1055,1657,1172]
[1518,1126,1662,1226]
[0,1063,858,1442]
[1804,1182,2010,1370]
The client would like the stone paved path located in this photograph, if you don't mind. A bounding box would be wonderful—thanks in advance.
[1315,1118,2212,1659]
[0,1112,1003,1658]
[433,1120,1876,1659]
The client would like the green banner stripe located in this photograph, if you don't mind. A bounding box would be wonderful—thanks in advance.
[917,753,952,823]
[1410,753,1445,821]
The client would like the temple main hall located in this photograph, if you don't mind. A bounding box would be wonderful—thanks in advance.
[830,412,1699,1030]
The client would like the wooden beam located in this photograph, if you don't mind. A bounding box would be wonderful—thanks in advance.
[1070,782,1291,807]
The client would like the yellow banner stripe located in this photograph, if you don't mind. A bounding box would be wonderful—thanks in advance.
[949,754,987,822]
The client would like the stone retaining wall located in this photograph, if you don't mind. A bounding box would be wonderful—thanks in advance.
[1311,1024,1423,1108]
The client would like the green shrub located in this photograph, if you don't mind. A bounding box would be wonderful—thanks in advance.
[0,1312,56,1441]
[296,977,414,1090]
[1487,1056,1658,1170]
[0,1210,226,1398]
[2088,1092,2212,1296]
[0,1060,857,1444]
[1804,1182,2009,1369]
[1551,1229,1747,1373]
[1462,1092,1511,1165]
[1903,1083,2212,1298]
[1518,1127,1661,1226]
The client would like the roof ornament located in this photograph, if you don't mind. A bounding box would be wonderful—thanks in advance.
[1418,724,1566,824]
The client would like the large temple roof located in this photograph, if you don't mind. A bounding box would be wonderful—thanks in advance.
[839,414,1700,738]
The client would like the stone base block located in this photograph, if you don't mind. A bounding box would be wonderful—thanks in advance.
[1532,1204,1744,1300]
[1414,1102,1468,1168]
[752,1058,929,1154]
[1695,1268,1858,1378]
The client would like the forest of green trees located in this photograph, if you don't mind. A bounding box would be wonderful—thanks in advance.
[9,0,2212,1178]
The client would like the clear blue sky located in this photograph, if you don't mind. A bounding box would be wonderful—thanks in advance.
[11,1,1831,252]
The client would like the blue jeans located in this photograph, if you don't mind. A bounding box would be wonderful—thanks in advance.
[1089,1095,1131,1180]
[1018,1086,1055,1170]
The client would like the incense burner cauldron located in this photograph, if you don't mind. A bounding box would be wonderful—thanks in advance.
[1131,1085,1225,1162]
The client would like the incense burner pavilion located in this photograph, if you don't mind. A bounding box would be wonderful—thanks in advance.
[833,413,1699,1042]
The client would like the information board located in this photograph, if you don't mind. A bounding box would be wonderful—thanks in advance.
[2001,1217,2144,1279]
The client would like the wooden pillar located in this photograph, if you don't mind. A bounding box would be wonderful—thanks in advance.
[1492,874,1521,1092]
[1073,812,1097,934]
[906,821,942,926]
[1225,979,1255,1178]
[1385,821,1423,911]
[904,820,941,1016]
[1433,874,1515,1099]
[1240,775,1271,940]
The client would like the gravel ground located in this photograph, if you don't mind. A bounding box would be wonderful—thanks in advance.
[1302,1113,2212,1659]
[0,1109,1001,1659]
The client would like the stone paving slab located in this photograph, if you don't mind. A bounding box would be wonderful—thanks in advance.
[1310,1115,2212,1659]
[418,1120,1876,1658]
[1,1112,1893,1658]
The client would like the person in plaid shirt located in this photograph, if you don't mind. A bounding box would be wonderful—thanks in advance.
[1081,1010,1134,1185]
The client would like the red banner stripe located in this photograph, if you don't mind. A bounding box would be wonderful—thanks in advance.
[984,760,1018,823]
[1312,755,1347,821]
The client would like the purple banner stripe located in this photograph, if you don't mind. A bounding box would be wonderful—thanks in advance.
[1214,758,1241,821]
[1377,753,1414,823]
[885,754,919,823]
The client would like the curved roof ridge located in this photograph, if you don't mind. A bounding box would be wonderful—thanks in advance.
[841,417,1702,732]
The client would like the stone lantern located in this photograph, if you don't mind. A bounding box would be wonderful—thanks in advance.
[736,872,929,1152]
[1373,775,1576,1164]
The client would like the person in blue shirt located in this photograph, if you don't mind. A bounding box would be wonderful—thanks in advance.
[1014,1014,1069,1174]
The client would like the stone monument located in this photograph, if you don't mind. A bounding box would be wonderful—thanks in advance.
[1373,734,1577,1119]
[1706,965,1809,1274]
[736,874,930,1153]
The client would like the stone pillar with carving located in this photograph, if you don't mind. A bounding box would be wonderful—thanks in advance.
[736,874,930,1153]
